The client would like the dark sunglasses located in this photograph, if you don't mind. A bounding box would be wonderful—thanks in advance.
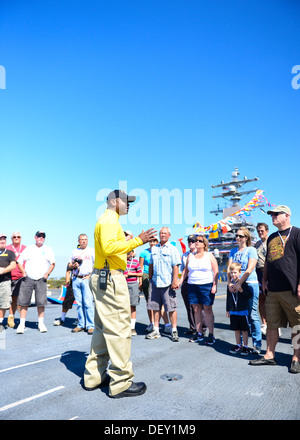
[13,236,21,238]
[236,234,245,238]
[270,212,285,217]
[196,239,204,242]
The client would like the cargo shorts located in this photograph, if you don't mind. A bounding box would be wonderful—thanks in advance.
[265,290,300,329]
[18,276,48,307]
[147,280,177,312]
[0,280,12,309]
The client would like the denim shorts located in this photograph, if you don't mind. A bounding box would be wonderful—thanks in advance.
[187,282,215,306]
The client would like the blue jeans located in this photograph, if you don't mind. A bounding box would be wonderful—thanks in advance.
[248,283,262,348]
[72,277,94,330]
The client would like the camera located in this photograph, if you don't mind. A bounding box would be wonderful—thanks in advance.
[73,258,83,265]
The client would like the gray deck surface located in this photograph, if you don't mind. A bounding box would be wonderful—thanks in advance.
[0,284,299,423]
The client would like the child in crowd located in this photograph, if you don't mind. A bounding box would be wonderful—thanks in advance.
[125,250,142,336]
[226,262,252,355]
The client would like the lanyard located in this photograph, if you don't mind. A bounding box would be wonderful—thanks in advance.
[127,258,134,272]
[231,281,238,308]
[11,244,24,258]
[278,226,293,249]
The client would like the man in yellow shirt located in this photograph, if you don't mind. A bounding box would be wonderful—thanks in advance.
[84,190,157,398]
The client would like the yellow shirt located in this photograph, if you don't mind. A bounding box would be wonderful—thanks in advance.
[94,209,143,271]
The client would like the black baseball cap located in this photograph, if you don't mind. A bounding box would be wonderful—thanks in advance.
[35,230,46,238]
[107,190,136,203]
[187,234,197,242]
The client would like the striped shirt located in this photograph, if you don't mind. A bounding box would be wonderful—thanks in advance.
[125,258,142,283]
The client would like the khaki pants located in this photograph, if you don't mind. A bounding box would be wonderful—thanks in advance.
[84,269,134,396]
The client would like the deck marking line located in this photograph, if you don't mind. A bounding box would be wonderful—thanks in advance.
[0,353,70,374]
[0,386,65,412]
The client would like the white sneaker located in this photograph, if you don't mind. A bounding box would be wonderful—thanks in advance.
[16,324,26,334]
[38,322,48,333]
[145,330,161,339]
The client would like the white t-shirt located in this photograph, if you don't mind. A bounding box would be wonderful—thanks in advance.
[18,244,55,280]
[69,246,95,276]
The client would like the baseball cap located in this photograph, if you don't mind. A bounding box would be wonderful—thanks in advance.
[267,205,291,216]
[187,234,197,242]
[35,230,46,238]
[0,233,7,239]
[107,190,136,203]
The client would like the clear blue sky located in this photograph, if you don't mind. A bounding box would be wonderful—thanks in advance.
[1,0,300,276]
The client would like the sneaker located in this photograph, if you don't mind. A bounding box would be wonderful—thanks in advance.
[16,324,26,334]
[252,345,261,355]
[189,333,204,343]
[197,333,205,342]
[38,322,48,333]
[145,330,161,339]
[53,318,65,326]
[229,345,242,354]
[171,330,179,342]
[189,333,199,343]
[163,325,172,334]
[241,346,250,356]
[205,334,215,345]
[131,329,137,336]
[261,324,267,335]
[145,323,153,332]
[7,315,15,328]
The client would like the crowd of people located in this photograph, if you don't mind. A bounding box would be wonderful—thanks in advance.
[1,195,300,397]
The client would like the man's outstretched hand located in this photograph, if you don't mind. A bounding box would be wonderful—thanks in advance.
[138,228,158,244]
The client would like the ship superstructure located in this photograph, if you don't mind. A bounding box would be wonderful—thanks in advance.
[208,168,262,277]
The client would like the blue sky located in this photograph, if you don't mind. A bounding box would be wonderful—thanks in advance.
[1,0,300,276]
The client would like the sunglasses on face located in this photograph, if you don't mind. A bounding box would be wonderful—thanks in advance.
[196,239,204,243]
[236,234,245,238]
[13,236,21,238]
[270,212,285,217]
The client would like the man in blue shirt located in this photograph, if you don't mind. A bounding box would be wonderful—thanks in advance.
[146,227,181,342]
